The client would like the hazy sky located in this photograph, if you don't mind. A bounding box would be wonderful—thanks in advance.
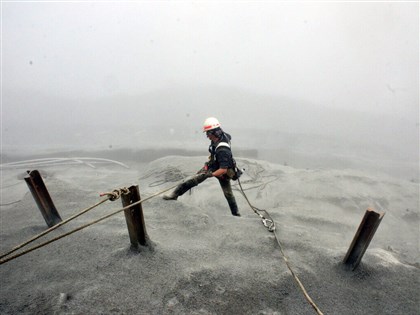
[1,1,419,119]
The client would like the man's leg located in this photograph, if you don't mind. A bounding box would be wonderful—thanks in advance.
[163,173,208,200]
[218,177,240,216]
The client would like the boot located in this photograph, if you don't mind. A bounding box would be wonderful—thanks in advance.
[228,199,241,217]
[162,179,197,201]
[162,191,179,200]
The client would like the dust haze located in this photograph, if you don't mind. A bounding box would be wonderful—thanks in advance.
[0,2,419,315]
[2,2,418,179]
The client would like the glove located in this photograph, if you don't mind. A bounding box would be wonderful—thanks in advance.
[197,162,209,174]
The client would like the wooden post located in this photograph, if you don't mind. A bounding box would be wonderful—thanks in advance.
[343,208,385,270]
[24,170,62,227]
[121,185,150,249]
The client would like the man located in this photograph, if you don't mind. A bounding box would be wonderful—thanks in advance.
[163,117,241,217]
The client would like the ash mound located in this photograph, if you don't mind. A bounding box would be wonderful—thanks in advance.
[0,155,418,314]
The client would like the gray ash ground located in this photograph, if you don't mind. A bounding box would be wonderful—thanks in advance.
[1,154,419,314]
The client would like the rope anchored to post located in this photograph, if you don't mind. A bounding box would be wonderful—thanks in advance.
[0,187,133,261]
[99,187,130,201]
[0,198,108,260]
[0,184,179,265]
[2,168,324,315]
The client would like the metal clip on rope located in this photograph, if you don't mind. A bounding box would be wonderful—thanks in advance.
[236,176,323,315]
[262,218,275,232]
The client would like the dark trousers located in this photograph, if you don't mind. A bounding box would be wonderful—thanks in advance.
[174,173,239,215]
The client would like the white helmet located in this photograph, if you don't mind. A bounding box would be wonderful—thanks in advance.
[203,117,221,132]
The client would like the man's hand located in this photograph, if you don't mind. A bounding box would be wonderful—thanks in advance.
[197,162,209,174]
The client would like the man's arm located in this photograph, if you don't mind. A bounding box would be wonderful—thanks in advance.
[211,168,227,178]
[212,146,232,178]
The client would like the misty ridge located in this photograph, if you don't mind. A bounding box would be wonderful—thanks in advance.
[2,86,418,181]
[1,3,419,314]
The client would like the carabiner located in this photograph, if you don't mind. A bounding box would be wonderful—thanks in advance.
[262,218,275,232]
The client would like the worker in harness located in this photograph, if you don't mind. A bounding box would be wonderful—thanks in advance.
[163,117,241,217]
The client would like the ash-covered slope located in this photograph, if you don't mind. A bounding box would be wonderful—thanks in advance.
[0,155,418,314]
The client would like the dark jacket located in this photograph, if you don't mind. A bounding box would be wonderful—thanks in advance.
[208,132,235,171]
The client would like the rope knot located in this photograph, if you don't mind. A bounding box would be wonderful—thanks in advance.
[100,187,130,201]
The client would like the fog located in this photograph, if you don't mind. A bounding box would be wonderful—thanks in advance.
[1,3,419,314]
[1,2,419,179]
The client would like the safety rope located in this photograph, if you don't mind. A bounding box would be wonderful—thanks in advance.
[0,198,108,260]
[237,179,275,232]
[0,182,180,265]
[272,229,324,315]
[0,187,132,260]
[2,168,324,314]
[237,177,324,315]
[141,166,188,187]
[99,187,130,201]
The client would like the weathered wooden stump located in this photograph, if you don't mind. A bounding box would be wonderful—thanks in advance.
[121,185,150,250]
[24,170,62,227]
[343,208,385,270]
